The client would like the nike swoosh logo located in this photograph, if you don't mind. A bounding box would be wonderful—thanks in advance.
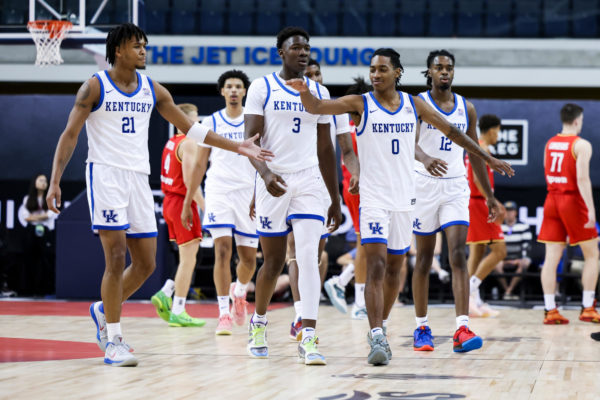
[369,109,377,113]
[106,89,114,93]
[272,89,280,92]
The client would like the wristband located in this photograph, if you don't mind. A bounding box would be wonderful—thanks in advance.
[187,122,210,144]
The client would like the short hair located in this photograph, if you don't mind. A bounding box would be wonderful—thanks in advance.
[371,48,404,89]
[560,103,584,124]
[345,76,373,96]
[422,49,456,88]
[105,23,148,66]
[217,69,250,91]
[177,103,198,116]
[276,26,309,49]
[308,58,320,69]
[479,114,501,133]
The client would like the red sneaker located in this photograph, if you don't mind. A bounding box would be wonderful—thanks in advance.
[544,308,569,325]
[453,326,483,353]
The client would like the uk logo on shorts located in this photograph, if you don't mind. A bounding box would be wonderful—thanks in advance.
[259,216,272,230]
[369,222,383,235]
[103,210,118,223]
[208,213,216,223]
[413,218,422,230]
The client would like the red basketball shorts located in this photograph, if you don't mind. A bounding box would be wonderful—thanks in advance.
[466,197,504,244]
[538,192,598,245]
[163,193,202,245]
[342,179,360,235]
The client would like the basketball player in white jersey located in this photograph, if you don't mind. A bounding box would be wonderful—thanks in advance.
[244,26,342,365]
[196,70,259,335]
[287,47,513,365]
[286,58,360,340]
[411,50,505,353]
[46,24,272,367]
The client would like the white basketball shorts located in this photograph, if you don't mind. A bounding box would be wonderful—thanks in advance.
[360,207,412,254]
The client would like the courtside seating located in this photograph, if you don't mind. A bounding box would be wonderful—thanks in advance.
[398,0,426,36]
[171,0,197,34]
[341,0,368,36]
[428,0,455,37]
[284,0,311,33]
[228,0,254,35]
[572,0,598,37]
[256,0,282,35]
[485,0,512,37]
[370,0,398,37]
[313,0,339,35]
[457,0,484,37]
[199,0,225,35]
[543,0,570,37]
[514,0,541,37]
[144,0,170,34]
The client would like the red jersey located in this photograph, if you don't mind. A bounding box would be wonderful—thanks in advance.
[544,134,579,193]
[465,153,494,198]
[341,120,358,184]
[160,134,187,196]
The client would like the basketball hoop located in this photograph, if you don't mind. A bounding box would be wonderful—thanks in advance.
[27,20,73,67]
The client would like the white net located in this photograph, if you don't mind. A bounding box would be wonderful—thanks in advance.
[27,20,73,67]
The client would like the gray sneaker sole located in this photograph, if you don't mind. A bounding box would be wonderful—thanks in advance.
[367,347,389,366]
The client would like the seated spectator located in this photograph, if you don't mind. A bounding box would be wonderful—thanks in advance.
[495,200,532,300]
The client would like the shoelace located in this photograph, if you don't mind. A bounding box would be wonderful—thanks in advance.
[251,325,266,346]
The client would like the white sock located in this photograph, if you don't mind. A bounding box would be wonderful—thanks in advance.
[293,219,322,321]
[582,291,595,308]
[234,279,248,297]
[544,294,556,310]
[294,301,302,322]
[416,315,428,328]
[456,315,469,329]
[161,279,175,298]
[382,319,388,332]
[172,296,186,315]
[470,276,483,306]
[217,296,230,316]
[106,322,122,341]
[370,327,383,337]
[301,327,315,343]
[354,283,366,308]
[338,264,355,286]
[251,312,267,325]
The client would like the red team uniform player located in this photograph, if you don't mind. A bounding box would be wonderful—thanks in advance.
[538,134,597,246]
[342,120,360,235]
[161,133,203,245]
[465,155,504,244]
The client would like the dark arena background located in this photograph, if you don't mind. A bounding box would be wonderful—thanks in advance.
[1,1,599,399]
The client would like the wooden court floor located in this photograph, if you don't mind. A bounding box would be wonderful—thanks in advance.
[1,301,600,400]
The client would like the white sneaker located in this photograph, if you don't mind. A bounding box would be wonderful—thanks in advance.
[90,301,108,351]
[351,303,368,320]
[104,336,138,367]
[437,269,450,283]
[324,276,347,314]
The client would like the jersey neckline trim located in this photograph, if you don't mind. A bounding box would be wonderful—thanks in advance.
[272,72,300,97]
[368,91,404,115]
[218,109,244,127]
[427,90,458,116]
[104,70,143,98]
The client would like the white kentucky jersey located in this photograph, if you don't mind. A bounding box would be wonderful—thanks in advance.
[356,91,418,211]
[244,72,330,174]
[86,70,155,175]
[200,108,255,193]
[414,90,469,179]
[329,113,351,147]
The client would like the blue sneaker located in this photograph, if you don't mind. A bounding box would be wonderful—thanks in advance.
[324,277,347,314]
[90,301,108,351]
[413,325,434,351]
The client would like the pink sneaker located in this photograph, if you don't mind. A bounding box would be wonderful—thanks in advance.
[479,303,500,318]
[229,282,248,326]
[468,295,484,318]
[215,314,233,335]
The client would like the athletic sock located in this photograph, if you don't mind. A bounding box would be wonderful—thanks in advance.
[172,296,186,315]
[234,279,248,297]
[106,322,122,341]
[370,327,383,337]
[161,279,175,298]
[416,315,428,328]
[582,290,595,308]
[354,283,366,308]
[544,294,556,310]
[470,276,483,306]
[456,315,469,330]
[217,296,230,316]
[301,327,315,343]
[294,301,302,322]
[338,264,355,287]
[251,312,267,325]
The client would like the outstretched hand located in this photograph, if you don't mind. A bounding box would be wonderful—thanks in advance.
[239,134,274,162]
[285,78,309,92]
[489,157,515,177]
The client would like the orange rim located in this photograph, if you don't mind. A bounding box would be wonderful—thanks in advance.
[27,20,73,39]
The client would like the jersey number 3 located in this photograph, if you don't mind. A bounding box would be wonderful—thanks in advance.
[292,117,301,133]
[122,117,136,134]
